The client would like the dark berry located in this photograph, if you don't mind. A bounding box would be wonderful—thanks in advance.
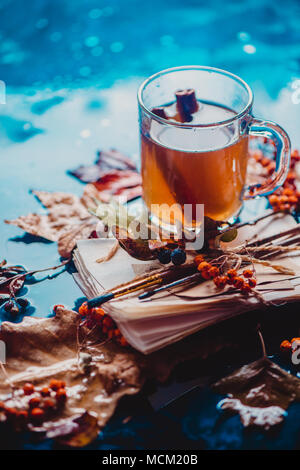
[171,248,187,265]
[4,299,19,314]
[4,300,14,312]
[17,298,29,309]
[156,249,171,264]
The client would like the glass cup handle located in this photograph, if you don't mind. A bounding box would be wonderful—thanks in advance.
[244,117,291,199]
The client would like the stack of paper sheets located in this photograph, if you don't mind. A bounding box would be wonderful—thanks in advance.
[73,213,300,354]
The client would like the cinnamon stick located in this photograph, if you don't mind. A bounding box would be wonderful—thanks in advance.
[175,88,199,122]
[151,107,168,119]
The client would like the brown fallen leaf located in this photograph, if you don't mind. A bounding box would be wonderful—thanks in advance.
[69,149,137,183]
[0,306,249,447]
[213,356,300,430]
[5,191,92,242]
[5,190,98,258]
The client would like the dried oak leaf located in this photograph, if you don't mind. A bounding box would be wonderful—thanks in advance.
[0,306,244,447]
[5,190,98,258]
[213,356,300,430]
[69,149,137,183]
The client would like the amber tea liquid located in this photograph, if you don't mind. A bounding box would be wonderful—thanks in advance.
[141,101,249,225]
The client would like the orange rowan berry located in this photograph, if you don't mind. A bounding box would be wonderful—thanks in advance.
[53,304,64,314]
[197,261,211,272]
[92,307,105,325]
[288,195,298,204]
[79,301,89,317]
[113,328,121,338]
[233,277,244,289]
[287,171,296,183]
[5,407,18,418]
[283,188,294,197]
[30,407,45,423]
[279,203,291,212]
[214,276,227,289]
[40,387,50,397]
[56,388,67,403]
[119,337,129,347]
[23,383,35,395]
[208,266,220,278]
[194,254,205,265]
[243,269,254,278]
[248,278,257,288]
[43,398,55,411]
[103,316,114,329]
[29,397,41,408]
[280,340,292,351]
[201,269,213,280]
[279,195,289,203]
[291,337,300,345]
[227,269,237,279]
[241,284,252,294]
[49,379,62,391]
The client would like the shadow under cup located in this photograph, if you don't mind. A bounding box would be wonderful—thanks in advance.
[138,66,290,231]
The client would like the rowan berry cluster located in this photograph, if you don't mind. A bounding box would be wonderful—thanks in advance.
[194,256,257,295]
[252,147,300,213]
[280,337,300,352]
[0,379,67,430]
[78,301,128,347]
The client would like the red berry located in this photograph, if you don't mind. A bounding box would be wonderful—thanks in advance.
[29,397,41,408]
[40,387,50,397]
[119,336,129,347]
[241,284,252,294]
[56,388,67,403]
[53,304,64,314]
[201,269,213,280]
[227,269,237,279]
[79,301,89,317]
[280,340,292,352]
[243,269,254,278]
[49,379,64,391]
[232,277,244,289]
[197,261,211,272]
[43,398,55,411]
[248,278,257,288]
[214,275,227,289]
[30,407,45,423]
[208,266,220,278]
[23,383,35,395]
[194,254,204,265]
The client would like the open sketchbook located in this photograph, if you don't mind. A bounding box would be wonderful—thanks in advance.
[73,213,300,354]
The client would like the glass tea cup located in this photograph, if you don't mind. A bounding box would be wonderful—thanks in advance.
[138,66,290,231]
